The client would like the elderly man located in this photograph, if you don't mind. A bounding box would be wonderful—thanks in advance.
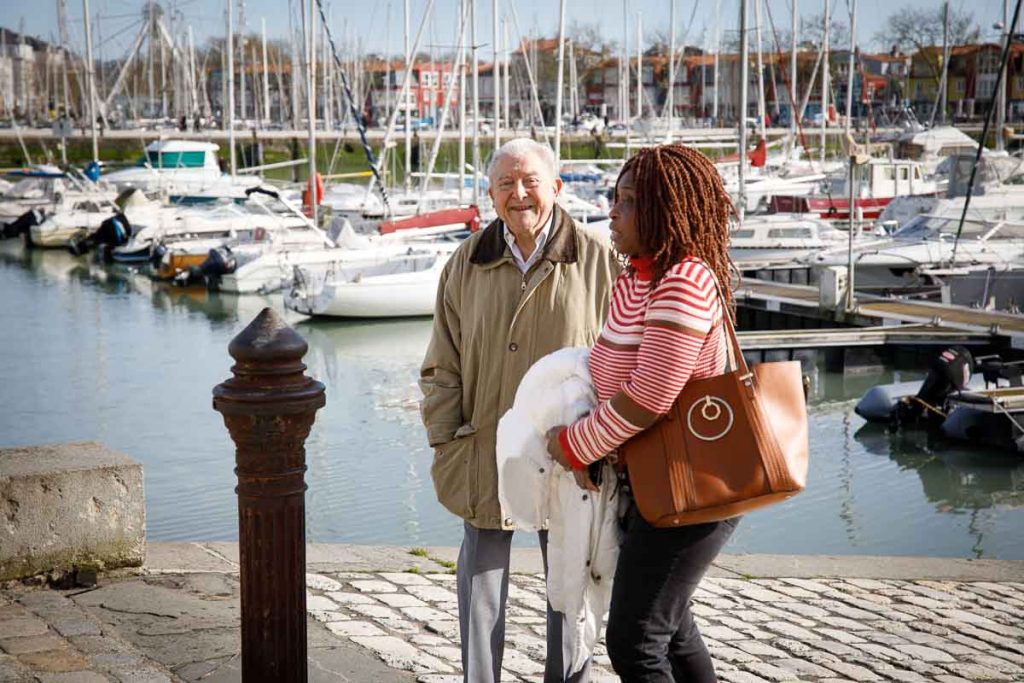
[420,138,618,682]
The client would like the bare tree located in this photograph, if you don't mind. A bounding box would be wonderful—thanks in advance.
[874,6,980,54]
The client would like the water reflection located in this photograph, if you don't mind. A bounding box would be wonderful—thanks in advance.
[855,424,1024,512]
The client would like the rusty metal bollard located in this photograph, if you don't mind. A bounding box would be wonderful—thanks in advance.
[213,307,325,681]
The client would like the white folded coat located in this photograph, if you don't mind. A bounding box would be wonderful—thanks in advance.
[496,347,621,674]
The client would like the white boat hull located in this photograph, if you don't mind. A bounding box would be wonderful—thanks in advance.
[285,250,453,318]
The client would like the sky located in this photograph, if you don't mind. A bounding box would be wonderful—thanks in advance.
[0,0,1013,62]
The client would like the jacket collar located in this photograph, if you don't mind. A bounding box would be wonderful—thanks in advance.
[470,205,578,266]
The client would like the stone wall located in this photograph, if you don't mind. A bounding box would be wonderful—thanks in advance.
[0,442,145,581]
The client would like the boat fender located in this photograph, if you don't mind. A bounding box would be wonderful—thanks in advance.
[302,173,324,217]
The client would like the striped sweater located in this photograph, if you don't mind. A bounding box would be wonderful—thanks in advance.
[559,256,727,469]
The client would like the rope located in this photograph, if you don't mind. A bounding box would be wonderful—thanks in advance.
[991,397,1024,437]
[906,396,946,419]
[952,0,1024,264]
[313,0,390,211]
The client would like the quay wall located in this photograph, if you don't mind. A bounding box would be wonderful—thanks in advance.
[0,442,145,581]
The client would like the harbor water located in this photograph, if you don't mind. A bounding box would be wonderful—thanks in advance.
[2,241,1023,559]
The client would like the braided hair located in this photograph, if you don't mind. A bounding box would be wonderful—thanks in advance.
[618,143,736,317]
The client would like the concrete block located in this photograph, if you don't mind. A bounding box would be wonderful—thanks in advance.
[0,442,145,581]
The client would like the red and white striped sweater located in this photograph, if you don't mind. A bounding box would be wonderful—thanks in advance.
[559,256,727,469]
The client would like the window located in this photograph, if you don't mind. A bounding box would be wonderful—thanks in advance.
[978,51,1000,74]
[767,227,813,238]
[145,150,207,168]
[899,167,909,181]
[978,78,996,100]
[731,230,755,239]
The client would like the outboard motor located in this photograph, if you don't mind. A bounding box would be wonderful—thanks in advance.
[893,346,974,428]
[174,246,238,288]
[2,208,45,240]
[976,355,1024,388]
[68,212,132,259]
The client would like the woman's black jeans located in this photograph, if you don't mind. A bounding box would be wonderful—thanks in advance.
[605,499,740,682]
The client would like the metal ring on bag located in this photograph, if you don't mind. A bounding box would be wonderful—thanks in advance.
[687,396,734,441]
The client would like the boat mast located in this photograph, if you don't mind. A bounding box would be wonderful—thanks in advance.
[82,0,99,163]
[471,0,481,203]
[753,0,766,140]
[666,0,675,141]
[554,0,567,167]
[503,17,510,137]
[713,0,720,123]
[738,0,748,226]
[998,0,1009,152]
[57,0,71,164]
[492,0,500,152]
[262,18,270,124]
[404,0,411,192]
[458,0,467,204]
[819,0,829,166]
[227,0,236,174]
[623,0,631,156]
[626,9,634,156]
[307,0,317,224]
[790,0,798,145]
[844,0,857,137]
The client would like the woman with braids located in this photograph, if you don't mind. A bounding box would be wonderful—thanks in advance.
[546,143,736,682]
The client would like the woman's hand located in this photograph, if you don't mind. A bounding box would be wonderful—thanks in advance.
[572,468,600,492]
[546,427,571,470]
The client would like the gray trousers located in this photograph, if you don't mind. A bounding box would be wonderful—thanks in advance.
[457,521,592,683]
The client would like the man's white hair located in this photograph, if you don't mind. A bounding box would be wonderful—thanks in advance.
[487,138,558,181]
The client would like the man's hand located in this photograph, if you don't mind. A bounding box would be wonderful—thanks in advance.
[545,427,571,469]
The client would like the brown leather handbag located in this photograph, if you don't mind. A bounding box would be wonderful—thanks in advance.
[619,292,809,527]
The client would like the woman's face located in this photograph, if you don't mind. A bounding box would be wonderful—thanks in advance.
[609,168,643,257]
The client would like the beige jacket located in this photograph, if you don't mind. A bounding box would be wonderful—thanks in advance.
[419,206,619,529]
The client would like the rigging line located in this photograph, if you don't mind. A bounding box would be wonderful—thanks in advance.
[313,0,389,210]
[662,0,703,120]
[762,0,819,169]
[951,0,1023,265]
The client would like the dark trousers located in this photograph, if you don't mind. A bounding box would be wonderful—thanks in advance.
[605,502,739,682]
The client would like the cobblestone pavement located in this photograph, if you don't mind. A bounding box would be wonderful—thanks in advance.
[301,569,1024,683]
[1,545,1022,682]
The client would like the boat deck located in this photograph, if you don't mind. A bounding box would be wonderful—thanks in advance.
[948,386,1024,413]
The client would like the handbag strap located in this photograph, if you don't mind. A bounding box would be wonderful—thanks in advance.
[706,268,750,377]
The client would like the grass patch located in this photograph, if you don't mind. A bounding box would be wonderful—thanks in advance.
[408,547,429,558]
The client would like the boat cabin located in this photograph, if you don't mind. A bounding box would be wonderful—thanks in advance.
[137,140,221,171]
[832,158,933,199]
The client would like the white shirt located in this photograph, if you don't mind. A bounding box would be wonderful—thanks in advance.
[503,208,558,274]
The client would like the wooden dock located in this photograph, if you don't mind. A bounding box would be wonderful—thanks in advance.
[737,279,1024,344]
[736,325,994,351]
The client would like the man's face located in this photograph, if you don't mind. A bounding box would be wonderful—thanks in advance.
[488,152,563,239]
